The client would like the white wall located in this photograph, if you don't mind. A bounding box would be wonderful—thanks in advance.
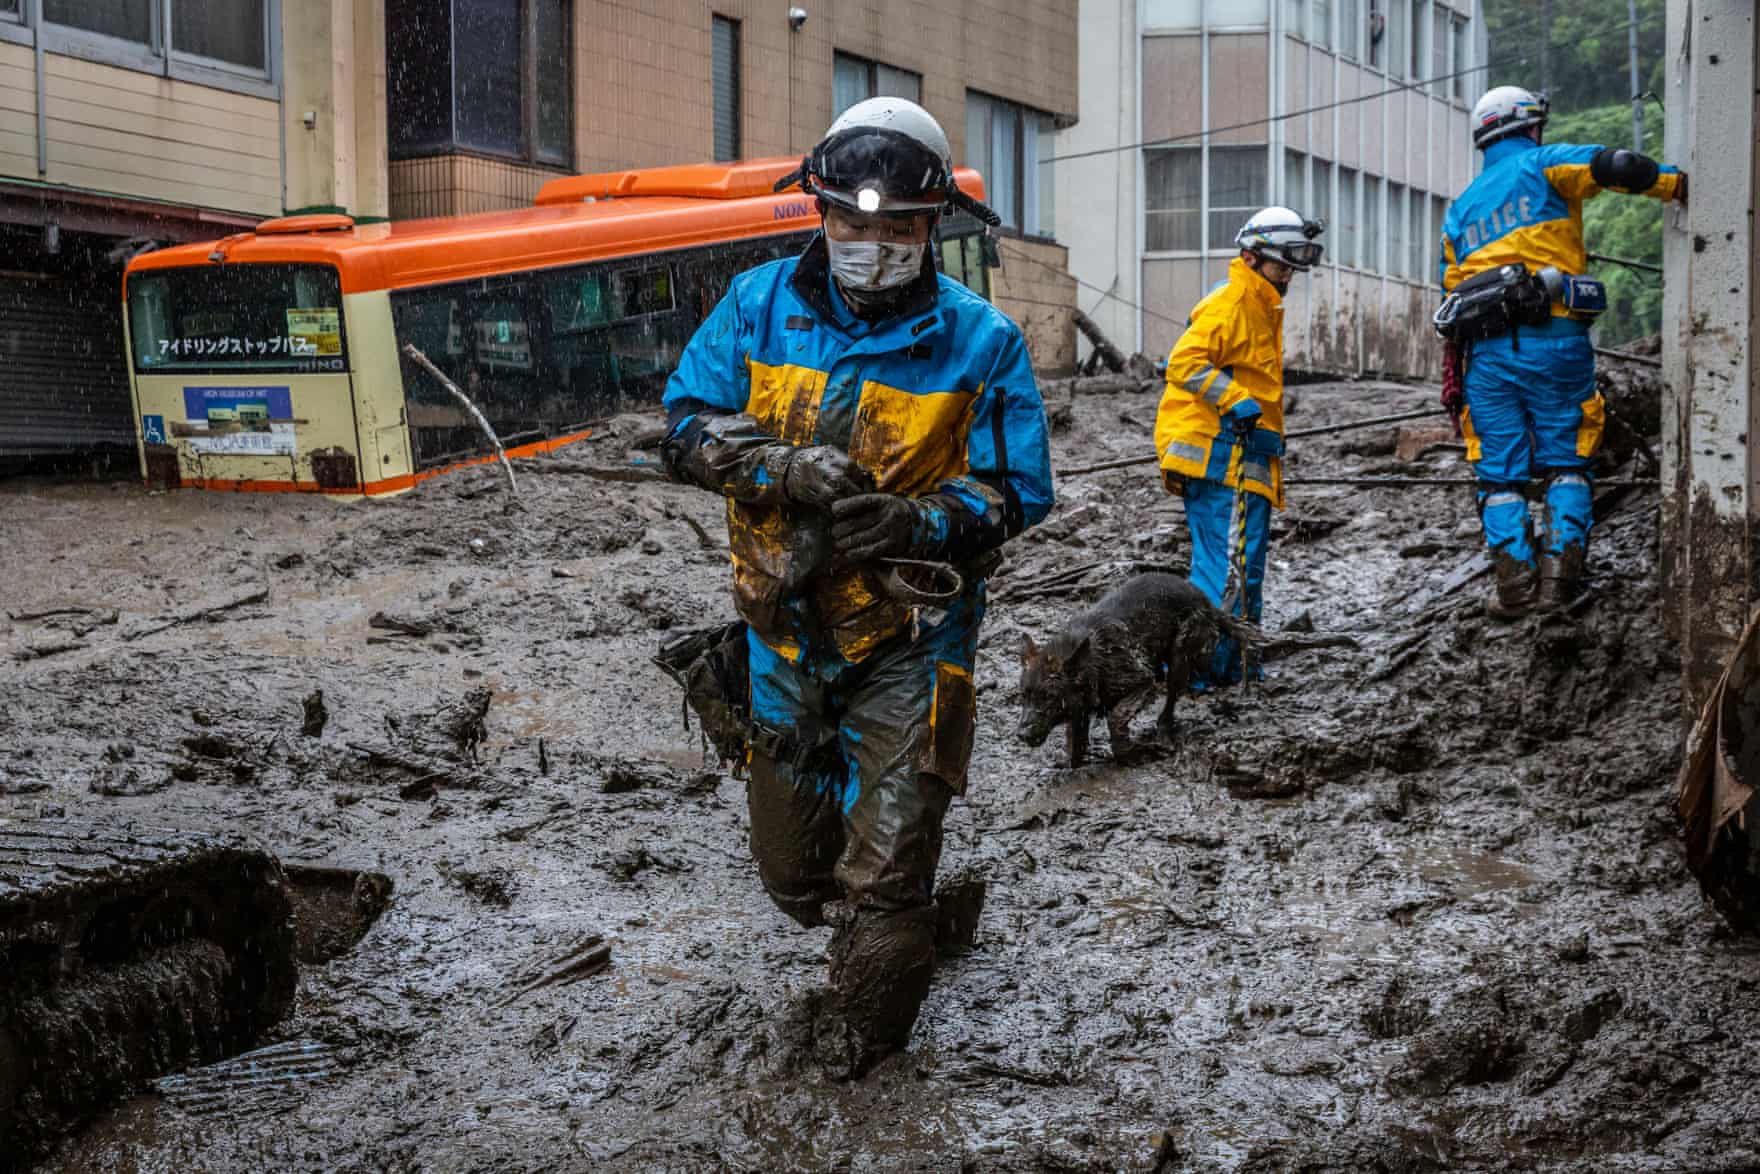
[1054,0,1142,358]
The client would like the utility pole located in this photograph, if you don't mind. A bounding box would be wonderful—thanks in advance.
[1627,0,1644,150]
[1539,0,1553,95]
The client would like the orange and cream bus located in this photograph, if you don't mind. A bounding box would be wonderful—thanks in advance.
[122,158,995,496]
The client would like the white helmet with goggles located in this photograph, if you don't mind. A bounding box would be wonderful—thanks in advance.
[1471,85,1549,149]
[1235,206,1325,271]
[774,96,1001,226]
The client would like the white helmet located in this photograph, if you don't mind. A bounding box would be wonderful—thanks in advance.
[1472,85,1549,149]
[776,96,1000,225]
[1235,206,1325,270]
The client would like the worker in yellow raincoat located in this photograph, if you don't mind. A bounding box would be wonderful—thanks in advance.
[1156,207,1323,685]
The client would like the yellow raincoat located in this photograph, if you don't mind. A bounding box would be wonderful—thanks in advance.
[1155,256,1286,508]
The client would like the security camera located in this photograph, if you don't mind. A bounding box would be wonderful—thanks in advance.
[788,7,807,30]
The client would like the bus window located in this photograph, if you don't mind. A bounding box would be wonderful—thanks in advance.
[390,232,815,468]
[127,264,348,373]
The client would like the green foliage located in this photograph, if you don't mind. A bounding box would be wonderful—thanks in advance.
[1548,103,1668,345]
[1483,0,1665,116]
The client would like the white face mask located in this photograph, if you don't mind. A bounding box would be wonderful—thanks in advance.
[826,237,924,292]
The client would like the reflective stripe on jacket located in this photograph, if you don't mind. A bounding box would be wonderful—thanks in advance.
[1439,136,1683,305]
[663,241,1054,666]
[1155,256,1286,507]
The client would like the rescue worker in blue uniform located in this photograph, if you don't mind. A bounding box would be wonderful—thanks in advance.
[1439,85,1687,616]
[1157,207,1324,686]
[661,97,1054,1076]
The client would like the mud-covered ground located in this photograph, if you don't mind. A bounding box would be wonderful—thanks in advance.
[5,379,1759,1173]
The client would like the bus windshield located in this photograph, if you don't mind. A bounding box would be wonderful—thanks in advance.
[128,263,349,374]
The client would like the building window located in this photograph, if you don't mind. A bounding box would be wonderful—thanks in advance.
[1337,166,1360,266]
[1408,188,1428,280]
[388,0,573,168]
[966,90,1056,238]
[1430,4,1448,93]
[1368,0,1389,70]
[1209,145,1267,249]
[1408,0,1423,80]
[1283,148,1306,212]
[0,0,22,23]
[832,51,921,117]
[1364,175,1383,272]
[1311,159,1333,253]
[1450,15,1470,100]
[46,0,153,43]
[1145,149,1201,251]
[1311,0,1331,49]
[1430,193,1449,285]
[1338,0,1361,60]
[1148,0,1269,27]
[1387,183,1408,279]
[712,16,740,162]
[25,0,275,93]
[175,0,267,71]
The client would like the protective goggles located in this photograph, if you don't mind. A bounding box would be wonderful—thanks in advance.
[1259,240,1325,270]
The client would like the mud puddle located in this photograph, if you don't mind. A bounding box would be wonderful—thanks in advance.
[5,382,1759,1172]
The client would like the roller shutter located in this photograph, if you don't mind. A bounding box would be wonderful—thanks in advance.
[0,266,133,456]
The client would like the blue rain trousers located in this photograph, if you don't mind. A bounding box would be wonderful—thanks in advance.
[1461,317,1601,567]
[1183,476,1271,687]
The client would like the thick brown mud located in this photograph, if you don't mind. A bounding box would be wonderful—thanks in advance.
[4,385,1759,1172]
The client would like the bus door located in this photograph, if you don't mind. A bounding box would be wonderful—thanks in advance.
[126,263,361,491]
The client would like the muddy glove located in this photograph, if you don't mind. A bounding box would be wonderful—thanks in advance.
[830,493,926,563]
[1222,398,1262,438]
[784,445,872,510]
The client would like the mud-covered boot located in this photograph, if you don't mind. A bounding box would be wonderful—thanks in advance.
[933,871,987,955]
[1486,555,1539,621]
[815,904,937,1080]
[1537,545,1586,611]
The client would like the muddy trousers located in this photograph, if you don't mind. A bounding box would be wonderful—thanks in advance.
[1183,477,1271,686]
[1460,321,1605,592]
[744,624,979,1062]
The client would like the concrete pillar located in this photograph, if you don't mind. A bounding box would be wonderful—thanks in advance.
[1660,0,1759,710]
[281,0,389,220]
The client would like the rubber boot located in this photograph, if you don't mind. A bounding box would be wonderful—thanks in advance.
[1538,544,1587,610]
[1486,554,1540,621]
[815,904,937,1079]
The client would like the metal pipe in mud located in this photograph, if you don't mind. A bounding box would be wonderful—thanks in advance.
[1056,407,1449,478]
[400,343,521,498]
[1593,346,1663,369]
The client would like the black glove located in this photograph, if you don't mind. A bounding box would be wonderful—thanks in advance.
[783,445,871,510]
[830,493,924,562]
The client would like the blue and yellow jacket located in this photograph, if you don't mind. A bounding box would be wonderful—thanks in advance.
[1157,256,1287,508]
[1439,135,1683,299]
[662,238,1054,666]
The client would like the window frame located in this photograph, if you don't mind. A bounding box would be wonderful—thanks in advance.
[0,0,280,100]
[711,14,740,162]
[389,0,575,169]
[831,49,922,116]
[966,88,1057,242]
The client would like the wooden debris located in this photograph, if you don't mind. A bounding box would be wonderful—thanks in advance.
[493,935,612,1008]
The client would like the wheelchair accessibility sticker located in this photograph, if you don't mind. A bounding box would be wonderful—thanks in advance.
[141,415,166,445]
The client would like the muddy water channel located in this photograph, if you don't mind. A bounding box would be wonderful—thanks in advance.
[4,383,1758,1172]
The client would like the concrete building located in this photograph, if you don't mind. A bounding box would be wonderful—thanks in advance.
[383,0,1081,372]
[1057,0,1486,377]
[0,0,387,461]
